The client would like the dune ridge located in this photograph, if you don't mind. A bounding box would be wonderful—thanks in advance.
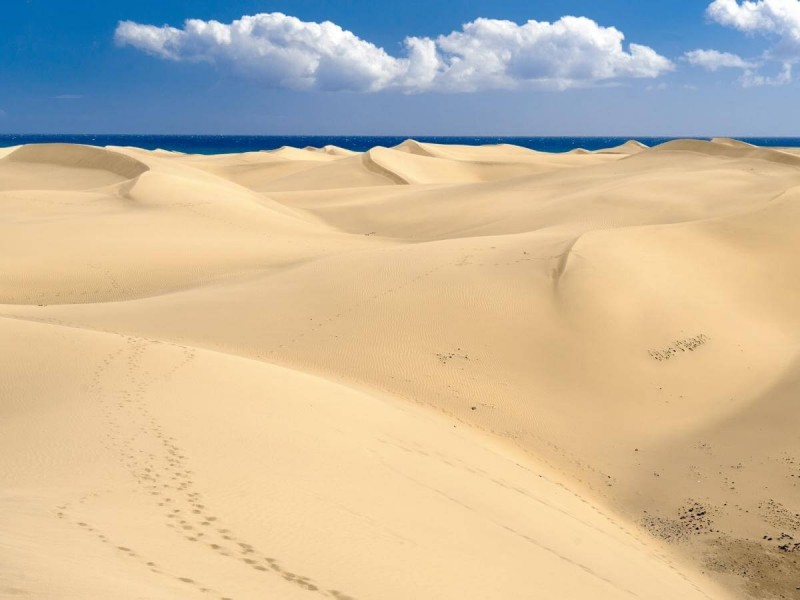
[2,138,798,600]
[6,143,150,179]
[595,139,649,154]
[646,138,800,167]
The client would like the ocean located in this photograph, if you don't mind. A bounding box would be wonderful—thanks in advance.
[1,134,800,154]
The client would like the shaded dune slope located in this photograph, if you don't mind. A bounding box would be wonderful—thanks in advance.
[6,143,150,179]
[0,143,150,191]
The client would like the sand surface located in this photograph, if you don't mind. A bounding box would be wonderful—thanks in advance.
[2,139,798,599]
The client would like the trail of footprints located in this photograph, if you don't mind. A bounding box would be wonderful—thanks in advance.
[56,335,358,600]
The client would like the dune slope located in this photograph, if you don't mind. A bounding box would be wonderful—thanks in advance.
[0,316,726,600]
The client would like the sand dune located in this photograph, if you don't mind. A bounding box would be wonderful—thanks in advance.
[6,143,150,178]
[594,139,649,154]
[2,139,798,599]
[365,145,566,184]
[1,315,728,600]
[393,139,538,161]
[710,137,756,148]
[303,144,357,157]
[0,144,149,191]
[648,138,800,168]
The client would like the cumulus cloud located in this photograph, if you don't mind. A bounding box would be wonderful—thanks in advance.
[707,0,800,47]
[704,0,800,84]
[114,13,673,92]
[684,48,755,70]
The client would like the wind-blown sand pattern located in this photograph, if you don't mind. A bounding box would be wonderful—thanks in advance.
[2,138,799,599]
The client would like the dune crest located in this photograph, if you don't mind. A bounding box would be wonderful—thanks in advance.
[594,139,648,154]
[647,138,800,167]
[392,138,435,156]
[710,137,756,148]
[6,143,149,178]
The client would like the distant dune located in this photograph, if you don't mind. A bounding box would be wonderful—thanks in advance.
[0,143,149,191]
[2,138,798,599]
[591,139,649,154]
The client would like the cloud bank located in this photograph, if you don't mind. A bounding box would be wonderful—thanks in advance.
[115,13,673,93]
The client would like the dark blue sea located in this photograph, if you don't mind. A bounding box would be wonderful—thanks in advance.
[2,134,800,154]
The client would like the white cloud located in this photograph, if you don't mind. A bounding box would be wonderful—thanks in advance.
[705,0,800,83]
[684,48,756,70]
[115,15,405,92]
[707,0,800,46]
[115,13,673,93]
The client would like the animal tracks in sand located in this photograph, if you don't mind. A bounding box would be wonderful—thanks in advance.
[648,334,710,362]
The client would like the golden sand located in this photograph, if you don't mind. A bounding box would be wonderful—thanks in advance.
[3,139,800,599]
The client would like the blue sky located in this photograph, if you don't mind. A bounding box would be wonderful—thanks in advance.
[2,0,799,135]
